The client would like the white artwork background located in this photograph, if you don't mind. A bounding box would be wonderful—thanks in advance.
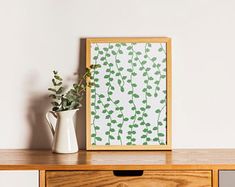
[90,42,167,146]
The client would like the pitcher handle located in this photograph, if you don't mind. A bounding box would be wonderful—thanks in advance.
[46,111,57,136]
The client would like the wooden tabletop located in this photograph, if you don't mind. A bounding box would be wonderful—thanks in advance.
[1,149,235,170]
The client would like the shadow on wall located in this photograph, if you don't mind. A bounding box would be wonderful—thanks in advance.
[76,38,86,150]
[26,93,52,149]
[25,39,87,150]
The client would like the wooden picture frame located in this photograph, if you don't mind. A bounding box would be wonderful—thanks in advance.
[86,37,171,150]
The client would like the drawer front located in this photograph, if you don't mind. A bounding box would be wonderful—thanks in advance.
[46,170,212,187]
[0,170,38,187]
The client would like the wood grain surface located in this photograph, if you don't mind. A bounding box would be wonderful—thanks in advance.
[46,170,211,187]
[0,149,234,170]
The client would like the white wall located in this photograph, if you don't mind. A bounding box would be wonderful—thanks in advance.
[0,0,235,149]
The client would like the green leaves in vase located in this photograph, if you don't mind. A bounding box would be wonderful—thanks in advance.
[48,65,100,112]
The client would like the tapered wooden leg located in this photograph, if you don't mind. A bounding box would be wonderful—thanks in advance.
[213,169,219,187]
[39,170,46,187]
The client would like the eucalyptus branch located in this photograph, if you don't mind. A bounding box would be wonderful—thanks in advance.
[48,65,100,112]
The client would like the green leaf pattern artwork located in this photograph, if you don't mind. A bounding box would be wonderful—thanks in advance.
[90,43,167,146]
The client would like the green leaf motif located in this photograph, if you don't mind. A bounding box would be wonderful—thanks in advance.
[133,94,139,98]
[95,137,102,141]
[114,100,120,104]
[124,118,129,121]
[90,42,167,146]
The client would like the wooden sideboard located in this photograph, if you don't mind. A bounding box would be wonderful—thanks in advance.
[1,149,235,186]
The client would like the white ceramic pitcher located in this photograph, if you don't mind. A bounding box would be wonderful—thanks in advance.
[46,109,79,153]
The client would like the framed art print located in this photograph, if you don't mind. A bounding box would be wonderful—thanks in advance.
[86,38,171,150]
